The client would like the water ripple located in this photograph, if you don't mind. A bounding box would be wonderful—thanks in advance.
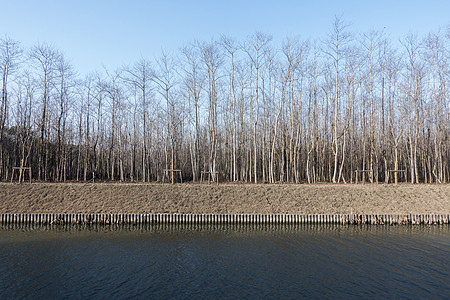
[0,225,448,299]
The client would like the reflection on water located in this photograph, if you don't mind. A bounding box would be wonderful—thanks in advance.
[1,224,449,299]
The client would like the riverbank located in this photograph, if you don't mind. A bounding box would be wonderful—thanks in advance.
[0,183,449,215]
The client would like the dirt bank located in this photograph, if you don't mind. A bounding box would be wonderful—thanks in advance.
[0,183,449,215]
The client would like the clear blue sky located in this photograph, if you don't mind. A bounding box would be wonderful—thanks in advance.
[2,0,449,76]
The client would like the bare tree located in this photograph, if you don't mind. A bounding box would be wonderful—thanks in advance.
[245,32,272,183]
[30,43,61,181]
[0,24,449,184]
[180,43,204,182]
[200,41,223,182]
[401,33,425,183]
[0,36,21,180]
[323,16,352,183]
[123,58,153,182]
[153,52,177,183]
[221,36,240,182]
[54,54,75,181]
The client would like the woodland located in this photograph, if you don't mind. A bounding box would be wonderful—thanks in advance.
[1,18,449,184]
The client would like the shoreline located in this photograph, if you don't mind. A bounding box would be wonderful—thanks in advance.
[1,212,449,226]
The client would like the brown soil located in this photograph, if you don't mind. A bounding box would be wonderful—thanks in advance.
[0,183,449,215]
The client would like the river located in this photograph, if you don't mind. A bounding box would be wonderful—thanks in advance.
[1,224,448,299]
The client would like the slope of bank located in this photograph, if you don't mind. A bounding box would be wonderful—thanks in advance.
[1,183,449,215]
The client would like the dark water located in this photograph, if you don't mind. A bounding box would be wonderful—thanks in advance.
[0,224,448,299]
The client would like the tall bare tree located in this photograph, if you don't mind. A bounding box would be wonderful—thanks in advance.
[30,43,61,181]
[200,41,223,182]
[180,43,204,182]
[245,32,272,183]
[0,37,21,180]
[153,52,177,183]
[323,16,352,183]
[123,58,153,182]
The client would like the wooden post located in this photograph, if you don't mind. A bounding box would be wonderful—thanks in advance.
[394,156,398,184]
[10,168,15,183]
[11,165,32,184]
[18,159,24,184]
[171,157,174,184]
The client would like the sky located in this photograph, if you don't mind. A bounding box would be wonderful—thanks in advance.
[1,0,449,76]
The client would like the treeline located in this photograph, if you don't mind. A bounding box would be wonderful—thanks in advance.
[1,18,449,184]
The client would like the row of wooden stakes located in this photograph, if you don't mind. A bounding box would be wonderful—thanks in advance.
[0,213,449,225]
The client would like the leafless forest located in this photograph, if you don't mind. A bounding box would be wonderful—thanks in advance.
[1,19,449,184]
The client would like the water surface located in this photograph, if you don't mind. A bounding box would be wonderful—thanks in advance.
[1,224,448,299]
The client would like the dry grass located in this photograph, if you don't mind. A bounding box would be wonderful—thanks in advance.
[0,182,449,215]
